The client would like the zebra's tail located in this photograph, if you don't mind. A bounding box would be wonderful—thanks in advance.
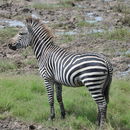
[104,60,113,104]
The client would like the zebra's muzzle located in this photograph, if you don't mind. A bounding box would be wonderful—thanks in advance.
[8,44,17,50]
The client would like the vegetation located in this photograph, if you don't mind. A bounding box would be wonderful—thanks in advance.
[60,34,76,44]
[0,27,18,44]
[32,3,59,10]
[76,21,95,27]
[113,3,130,14]
[23,58,37,68]
[32,0,85,10]
[0,59,17,72]
[120,14,130,26]
[0,74,130,130]
[90,27,130,41]
[32,2,72,10]
[105,28,130,41]
[112,2,130,26]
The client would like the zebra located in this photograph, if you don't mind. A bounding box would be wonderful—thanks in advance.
[9,17,113,128]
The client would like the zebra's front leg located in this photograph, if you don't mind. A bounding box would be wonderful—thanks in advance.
[44,79,55,120]
[55,83,66,119]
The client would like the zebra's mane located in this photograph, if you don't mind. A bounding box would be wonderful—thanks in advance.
[26,17,54,40]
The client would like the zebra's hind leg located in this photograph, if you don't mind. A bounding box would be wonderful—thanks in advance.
[55,83,66,119]
[96,99,107,128]
[85,84,107,128]
[96,105,101,126]
[92,91,107,128]
[44,79,55,120]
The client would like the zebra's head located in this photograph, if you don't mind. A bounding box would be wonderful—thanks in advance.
[8,17,34,50]
[9,17,54,51]
[9,28,32,50]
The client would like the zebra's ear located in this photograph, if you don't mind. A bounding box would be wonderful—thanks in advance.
[26,17,32,23]
[26,18,29,23]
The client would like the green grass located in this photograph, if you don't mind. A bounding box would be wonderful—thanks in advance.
[0,74,130,129]
[32,3,59,10]
[0,59,17,72]
[32,2,72,10]
[90,28,130,41]
[112,3,130,26]
[0,27,18,44]
[113,3,130,14]
[58,34,76,44]
[31,0,84,10]
[124,53,130,58]
[76,21,95,27]
[120,14,130,26]
[23,58,37,66]
[63,35,75,43]
[105,28,130,41]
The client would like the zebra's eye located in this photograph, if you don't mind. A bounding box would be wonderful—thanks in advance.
[19,32,27,35]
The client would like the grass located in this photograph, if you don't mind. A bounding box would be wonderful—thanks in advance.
[63,35,75,43]
[76,21,95,27]
[124,53,130,58]
[32,2,72,10]
[0,27,18,44]
[32,3,59,10]
[113,3,130,14]
[31,0,84,10]
[0,59,17,72]
[56,34,76,44]
[105,28,130,41]
[24,58,37,66]
[111,3,130,26]
[90,27,130,41]
[120,14,130,26]
[0,74,130,129]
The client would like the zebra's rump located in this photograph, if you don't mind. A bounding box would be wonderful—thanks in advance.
[54,53,109,87]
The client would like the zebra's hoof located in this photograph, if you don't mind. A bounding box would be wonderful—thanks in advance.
[61,112,66,119]
[61,115,65,119]
[48,117,52,121]
[96,121,100,126]
[48,115,55,121]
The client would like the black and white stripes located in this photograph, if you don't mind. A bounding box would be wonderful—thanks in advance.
[9,17,113,128]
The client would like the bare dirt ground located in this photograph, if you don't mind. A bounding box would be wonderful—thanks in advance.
[0,0,130,75]
[0,116,58,130]
[0,0,130,129]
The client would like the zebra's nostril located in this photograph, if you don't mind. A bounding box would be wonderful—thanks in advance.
[8,43,12,49]
[8,43,12,47]
[8,43,17,50]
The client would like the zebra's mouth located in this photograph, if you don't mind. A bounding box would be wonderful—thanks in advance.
[8,43,17,50]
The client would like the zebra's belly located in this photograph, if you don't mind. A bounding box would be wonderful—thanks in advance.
[56,81,83,87]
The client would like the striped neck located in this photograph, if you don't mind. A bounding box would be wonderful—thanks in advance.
[30,23,54,60]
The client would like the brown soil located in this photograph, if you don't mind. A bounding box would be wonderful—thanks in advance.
[0,116,56,130]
